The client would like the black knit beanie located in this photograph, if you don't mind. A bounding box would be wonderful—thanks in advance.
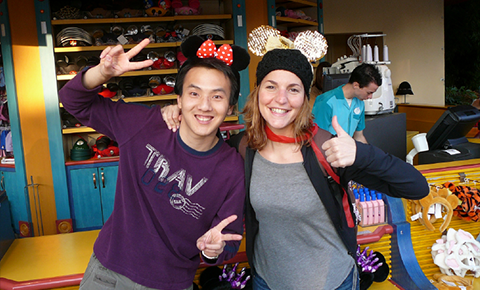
[256,49,313,98]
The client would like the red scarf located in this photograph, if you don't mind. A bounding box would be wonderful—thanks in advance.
[265,123,318,143]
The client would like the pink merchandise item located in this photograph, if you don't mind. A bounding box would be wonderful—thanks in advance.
[365,193,373,226]
[431,228,480,278]
[172,0,201,15]
[376,192,385,224]
[359,193,368,226]
[370,191,379,225]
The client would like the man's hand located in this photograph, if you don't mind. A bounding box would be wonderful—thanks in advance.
[99,38,153,78]
[197,215,243,259]
[321,116,357,168]
[161,104,182,132]
[83,38,154,89]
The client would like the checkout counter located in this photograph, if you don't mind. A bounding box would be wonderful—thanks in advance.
[364,112,406,160]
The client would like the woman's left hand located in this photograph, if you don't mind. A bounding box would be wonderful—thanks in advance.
[161,104,181,132]
[322,116,356,168]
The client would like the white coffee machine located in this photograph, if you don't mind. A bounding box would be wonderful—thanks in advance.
[325,34,396,115]
[364,64,395,115]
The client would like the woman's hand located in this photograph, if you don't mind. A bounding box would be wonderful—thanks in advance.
[322,116,356,168]
[161,104,182,132]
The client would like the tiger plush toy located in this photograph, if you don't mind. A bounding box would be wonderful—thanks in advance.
[445,182,480,222]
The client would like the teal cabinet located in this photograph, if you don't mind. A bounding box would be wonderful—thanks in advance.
[0,168,23,233]
[67,162,118,231]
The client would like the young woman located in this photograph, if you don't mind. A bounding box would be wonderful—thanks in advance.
[163,48,429,290]
[231,48,428,290]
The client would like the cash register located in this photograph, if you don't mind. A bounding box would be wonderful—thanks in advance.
[418,105,480,164]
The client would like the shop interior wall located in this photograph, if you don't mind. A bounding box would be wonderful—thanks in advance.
[323,0,445,106]
[8,0,57,235]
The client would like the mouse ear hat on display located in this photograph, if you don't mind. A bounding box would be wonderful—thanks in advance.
[248,25,328,97]
[174,35,250,104]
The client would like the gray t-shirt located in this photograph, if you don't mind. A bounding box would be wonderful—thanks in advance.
[251,152,354,289]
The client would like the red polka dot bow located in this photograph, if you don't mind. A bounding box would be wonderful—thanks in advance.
[196,39,233,66]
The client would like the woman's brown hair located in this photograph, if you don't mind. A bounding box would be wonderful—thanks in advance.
[242,83,315,151]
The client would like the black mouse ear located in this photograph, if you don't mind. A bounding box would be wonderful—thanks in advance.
[231,45,250,72]
[180,35,204,59]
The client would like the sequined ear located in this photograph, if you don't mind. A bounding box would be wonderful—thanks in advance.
[248,25,328,62]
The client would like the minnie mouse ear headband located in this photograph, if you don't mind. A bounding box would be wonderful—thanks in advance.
[248,25,328,98]
[174,35,250,105]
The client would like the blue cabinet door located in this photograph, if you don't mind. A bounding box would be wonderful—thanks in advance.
[98,166,118,223]
[1,170,22,233]
[69,167,104,230]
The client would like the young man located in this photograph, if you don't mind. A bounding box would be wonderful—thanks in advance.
[312,63,382,144]
[59,37,250,290]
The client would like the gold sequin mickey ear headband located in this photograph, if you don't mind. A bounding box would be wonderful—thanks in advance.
[247,25,328,62]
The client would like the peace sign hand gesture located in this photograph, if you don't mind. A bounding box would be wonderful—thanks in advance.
[83,38,154,89]
[197,215,243,259]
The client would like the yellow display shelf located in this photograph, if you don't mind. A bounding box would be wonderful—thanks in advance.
[62,115,239,134]
[276,16,318,27]
[409,159,480,288]
[275,0,317,7]
[0,231,99,289]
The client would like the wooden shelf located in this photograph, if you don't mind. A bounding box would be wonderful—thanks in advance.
[59,94,177,108]
[62,115,239,134]
[275,0,317,9]
[54,42,178,53]
[120,94,177,103]
[57,68,179,81]
[54,40,234,53]
[62,127,97,134]
[276,16,318,27]
[51,14,232,25]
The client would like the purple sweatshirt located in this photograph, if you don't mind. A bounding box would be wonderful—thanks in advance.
[59,71,246,289]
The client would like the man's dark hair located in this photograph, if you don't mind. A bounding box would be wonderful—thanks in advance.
[349,63,382,88]
[174,58,240,106]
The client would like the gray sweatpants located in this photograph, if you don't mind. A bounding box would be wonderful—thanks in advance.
[80,253,194,290]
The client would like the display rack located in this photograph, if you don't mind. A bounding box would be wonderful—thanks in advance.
[50,5,241,150]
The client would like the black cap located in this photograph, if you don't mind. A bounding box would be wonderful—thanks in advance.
[256,49,313,98]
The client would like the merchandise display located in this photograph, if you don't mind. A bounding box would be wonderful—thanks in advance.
[50,0,242,163]
[199,264,251,290]
[430,273,473,290]
[409,186,460,232]
[70,138,92,161]
[356,246,390,290]
[92,136,119,158]
[445,182,480,222]
[351,182,386,227]
[431,228,480,278]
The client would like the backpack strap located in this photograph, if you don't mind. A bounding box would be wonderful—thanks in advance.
[238,134,248,160]
[311,127,356,228]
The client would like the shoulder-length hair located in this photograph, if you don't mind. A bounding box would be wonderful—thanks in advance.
[242,85,314,151]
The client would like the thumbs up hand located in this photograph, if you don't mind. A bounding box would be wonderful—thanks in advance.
[321,116,357,168]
